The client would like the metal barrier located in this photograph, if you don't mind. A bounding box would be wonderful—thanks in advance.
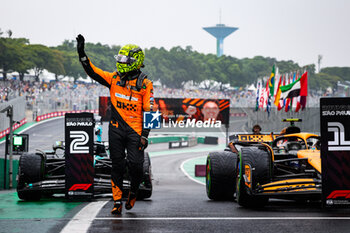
[0,96,26,132]
[243,107,320,134]
[30,85,107,117]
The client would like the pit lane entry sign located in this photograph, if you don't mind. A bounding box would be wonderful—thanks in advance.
[65,112,94,199]
[321,97,350,207]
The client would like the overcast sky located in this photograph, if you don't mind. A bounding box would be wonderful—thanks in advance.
[1,0,349,68]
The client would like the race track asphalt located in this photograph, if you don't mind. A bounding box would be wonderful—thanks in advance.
[1,117,350,233]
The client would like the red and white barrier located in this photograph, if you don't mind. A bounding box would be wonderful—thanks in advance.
[0,118,27,139]
[36,110,98,122]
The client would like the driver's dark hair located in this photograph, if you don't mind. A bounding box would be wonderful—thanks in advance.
[253,124,261,131]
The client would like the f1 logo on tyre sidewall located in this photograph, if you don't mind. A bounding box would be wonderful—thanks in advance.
[328,122,350,151]
[70,131,89,154]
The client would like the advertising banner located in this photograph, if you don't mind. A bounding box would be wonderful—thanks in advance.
[99,96,230,126]
[99,96,111,122]
[65,112,94,199]
[320,97,350,207]
[155,98,230,126]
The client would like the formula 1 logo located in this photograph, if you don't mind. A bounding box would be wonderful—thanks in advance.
[69,184,92,191]
[327,190,350,199]
[143,110,161,129]
[328,122,350,151]
[70,131,89,154]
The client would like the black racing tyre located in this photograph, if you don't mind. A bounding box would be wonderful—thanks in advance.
[138,152,152,199]
[206,151,238,200]
[17,153,45,200]
[237,147,271,207]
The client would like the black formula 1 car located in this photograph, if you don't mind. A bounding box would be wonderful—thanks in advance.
[16,141,153,201]
[206,120,322,207]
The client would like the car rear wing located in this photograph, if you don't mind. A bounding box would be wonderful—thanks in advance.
[229,134,280,143]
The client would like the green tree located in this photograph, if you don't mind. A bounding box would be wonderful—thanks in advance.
[3,34,348,92]
[0,37,30,80]
[29,44,54,81]
[321,67,350,81]
[309,72,341,90]
[55,40,119,82]
[17,45,35,81]
[47,49,66,81]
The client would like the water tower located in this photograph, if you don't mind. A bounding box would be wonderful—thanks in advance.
[203,24,238,57]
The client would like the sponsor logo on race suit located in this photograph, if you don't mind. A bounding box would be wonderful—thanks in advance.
[115,93,138,101]
[116,100,137,111]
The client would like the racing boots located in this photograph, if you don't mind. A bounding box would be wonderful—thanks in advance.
[111,200,123,215]
[125,192,137,210]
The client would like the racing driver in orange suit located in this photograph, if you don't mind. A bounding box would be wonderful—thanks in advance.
[76,34,154,215]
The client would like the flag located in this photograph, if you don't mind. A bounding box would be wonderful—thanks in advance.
[279,74,286,111]
[266,85,271,116]
[295,96,301,112]
[255,79,261,111]
[285,98,291,112]
[268,65,275,96]
[258,79,267,110]
[273,67,279,96]
[280,72,308,111]
[291,72,297,111]
[259,85,268,109]
[284,73,293,112]
[274,74,282,107]
[299,72,308,110]
[266,65,275,116]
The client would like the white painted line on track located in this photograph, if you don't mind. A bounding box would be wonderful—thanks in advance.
[60,200,108,233]
[94,217,350,220]
[180,156,206,186]
[0,116,64,145]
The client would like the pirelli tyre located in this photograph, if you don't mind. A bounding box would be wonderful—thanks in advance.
[138,152,152,199]
[206,151,238,200]
[237,147,271,207]
[17,153,45,200]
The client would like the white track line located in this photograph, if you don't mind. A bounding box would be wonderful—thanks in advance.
[94,216,350,220]
[180,156,206,186]
[60,201,108,233]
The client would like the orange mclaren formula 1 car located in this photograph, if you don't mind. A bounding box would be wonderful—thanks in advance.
[206,119,322,207]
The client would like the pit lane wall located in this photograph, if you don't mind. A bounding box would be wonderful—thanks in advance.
[0,159,19,189]
[243,107,320,134]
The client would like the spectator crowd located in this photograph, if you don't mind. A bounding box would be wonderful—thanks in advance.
[0,79,328,113]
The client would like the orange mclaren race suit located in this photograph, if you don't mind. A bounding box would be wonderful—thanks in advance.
[80,58,154,202]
